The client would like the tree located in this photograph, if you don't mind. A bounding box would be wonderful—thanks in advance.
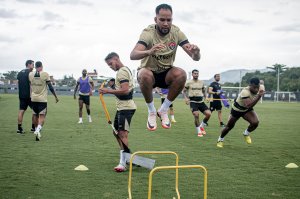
[58,75,76,87]
[3,71,18,80]
[267,63,287,92]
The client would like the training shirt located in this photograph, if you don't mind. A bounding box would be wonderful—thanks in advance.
[185,79,205,103]
[77,76,93,95]
[233,86,262,112]
[209,81,222,99]
[115,66,136,111]
[17,68,31,99]
[137,24,188,73]
[29,71,50,102]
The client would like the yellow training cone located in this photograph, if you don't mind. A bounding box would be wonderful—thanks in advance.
[285,163,298,168]
[74,165,89,171]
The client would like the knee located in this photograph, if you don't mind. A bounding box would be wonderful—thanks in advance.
[166,67,187,85]
[252,120,259,127]
[138,69,154,85]
[193,112,199,118]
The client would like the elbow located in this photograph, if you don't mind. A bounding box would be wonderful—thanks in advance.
[130,52,136,60]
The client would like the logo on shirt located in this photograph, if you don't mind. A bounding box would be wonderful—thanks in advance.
[168,42,176,50]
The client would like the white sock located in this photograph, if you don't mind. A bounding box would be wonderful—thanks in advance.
[171,115,175,120]
[147,101,156,113]
[36,125,42,132]
[200,121,205,128]
[218,136,224,142]
[196,126,200,133]
[79,117,82,122]
[158,98,172,113]
[119,150,125,166]
[243,129,250,136]
[88,115,91,118]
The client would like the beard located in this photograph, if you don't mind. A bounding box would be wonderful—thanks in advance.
[157,26,170,36]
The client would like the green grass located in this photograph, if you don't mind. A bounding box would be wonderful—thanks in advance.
[0,94,299,199]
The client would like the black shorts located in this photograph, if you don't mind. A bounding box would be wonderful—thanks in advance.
[113,109,136,132]
[137,68,172,89]
[210,100,222,111]
[190,102,209,113]
[79,95,90,105]
[32,102,47,115]
[161,98,173,108]
[19,98,32,110]
[230,108,253,119]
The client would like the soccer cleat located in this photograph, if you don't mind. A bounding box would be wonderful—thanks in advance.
[114,164,126,172]
[17,128,25,134]
[244,135,252,144]
[171,118,177,123]
[220,124,225,128]
[88,117,92,123]
[197,131,203,137]
[147,112,157,131]
[31,128,35,132]
[34,131,41,141]
[157,111,171,129]
[217,141,224,148]
[200,127,206,135]
[78,120,83,124]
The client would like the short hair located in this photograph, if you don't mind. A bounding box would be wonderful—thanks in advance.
[249,77,260,86]
[35,61,43,68]
[25,60,34,67]
[105,52,119,61]
[192,69,199,74]
[214,74,220,78]
[109,78,115,82]
[156,4,172,14]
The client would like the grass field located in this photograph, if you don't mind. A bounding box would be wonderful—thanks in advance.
[0,94,299,199]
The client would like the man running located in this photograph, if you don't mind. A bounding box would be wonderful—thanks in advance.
[182,69,211,137]
[217,77,265,148]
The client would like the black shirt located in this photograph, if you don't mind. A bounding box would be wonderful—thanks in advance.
[17,68,31,98]
[209,81,222,99]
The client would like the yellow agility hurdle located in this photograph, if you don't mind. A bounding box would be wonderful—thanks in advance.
[148,165,207,199]
[128,151,179,199]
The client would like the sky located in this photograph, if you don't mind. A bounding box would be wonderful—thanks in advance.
[0,0,299,80]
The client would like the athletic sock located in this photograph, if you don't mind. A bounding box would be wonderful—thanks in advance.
[243,129,250,136]
[158,98,172,113]
[79,117,83,122]
[200,121,205,128]
[196,126,200,133]
[147,101,156,113]
[32,124,35,129]
[18,124,22,130]
[36,125,42,133]
[120,150,126,166]
[220,122,224,126]
[171,115,175,120]
[218,136,224,142]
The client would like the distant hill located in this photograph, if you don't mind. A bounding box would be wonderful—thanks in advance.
[204,68,270,84]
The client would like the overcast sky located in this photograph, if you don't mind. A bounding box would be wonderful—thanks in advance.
[0,0,299,80]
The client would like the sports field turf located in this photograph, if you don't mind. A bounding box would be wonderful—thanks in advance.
[0,94,299,199]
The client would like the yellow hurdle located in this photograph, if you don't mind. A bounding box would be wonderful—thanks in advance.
[148,165,207,199]
[127,151,208,199]
[128,151,179,199]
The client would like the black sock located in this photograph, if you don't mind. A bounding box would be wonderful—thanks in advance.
[18,124,22,129]
[220,122,224,125]
[32,124,35,129]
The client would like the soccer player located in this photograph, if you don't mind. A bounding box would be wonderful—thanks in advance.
[74,69,94,123]
[29,61,59,141]
[216,77,265,148]
[99,52,136,172]
[130,3,200,131]
[17,60,35,134]
[182,69,211,137]
[155,87,176,123]
[208,74,225,127]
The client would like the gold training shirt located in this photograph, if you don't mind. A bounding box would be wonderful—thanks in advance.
[137,24,188,73]
[232,86,260,112]
[29,71,50,102]
[115,66,137,111]
[185,79,205,103]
